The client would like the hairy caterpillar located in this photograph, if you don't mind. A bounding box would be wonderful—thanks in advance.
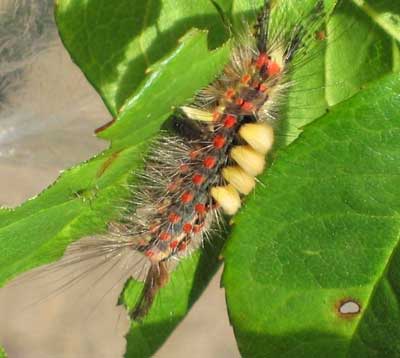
[88,0,330,320]
[1,0,335,329]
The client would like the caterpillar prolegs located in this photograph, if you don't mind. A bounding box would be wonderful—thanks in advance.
[102,1,329,320]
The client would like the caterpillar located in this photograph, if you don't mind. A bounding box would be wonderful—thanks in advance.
[94,0,330,320]
[5,0,332,327]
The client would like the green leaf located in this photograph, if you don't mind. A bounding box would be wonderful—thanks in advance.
[326,0,394,105]
[1,0,397,357]
[54,0,234,115]
[0,346,6,358]
[351,0,400,42]
[284,0,393,145]
[223,73,400,357]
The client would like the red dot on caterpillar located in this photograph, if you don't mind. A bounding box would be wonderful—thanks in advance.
[192,173,205,185]
[255,52,268,68]
[267,61,281,76]
[195,203,206,214]
[223,114,237,128]
[183,223,192,233]
[159,232,171,241]
[225,88,235,99]
[203,156,217,169]
[180,191,194,204]
[145,250,154,258]
[241,74,251,84]
[241,101,254,112]
[168,213,181,224]
[213,135,226,149]
[170,240,179,249]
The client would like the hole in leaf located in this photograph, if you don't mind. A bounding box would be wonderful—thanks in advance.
[337,298,361,318]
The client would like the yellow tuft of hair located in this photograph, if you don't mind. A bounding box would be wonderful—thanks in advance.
[222,166,255,195]
[230,145,265,176]
[211,184,241,215]
[181,106,213,122]
[239,123,274,154]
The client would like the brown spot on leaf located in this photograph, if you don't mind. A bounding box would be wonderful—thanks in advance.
[315,30,326,41]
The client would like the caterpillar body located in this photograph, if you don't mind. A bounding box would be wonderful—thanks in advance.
[100,1,328,320]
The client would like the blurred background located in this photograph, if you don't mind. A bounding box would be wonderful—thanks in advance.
[0,0,240,357]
